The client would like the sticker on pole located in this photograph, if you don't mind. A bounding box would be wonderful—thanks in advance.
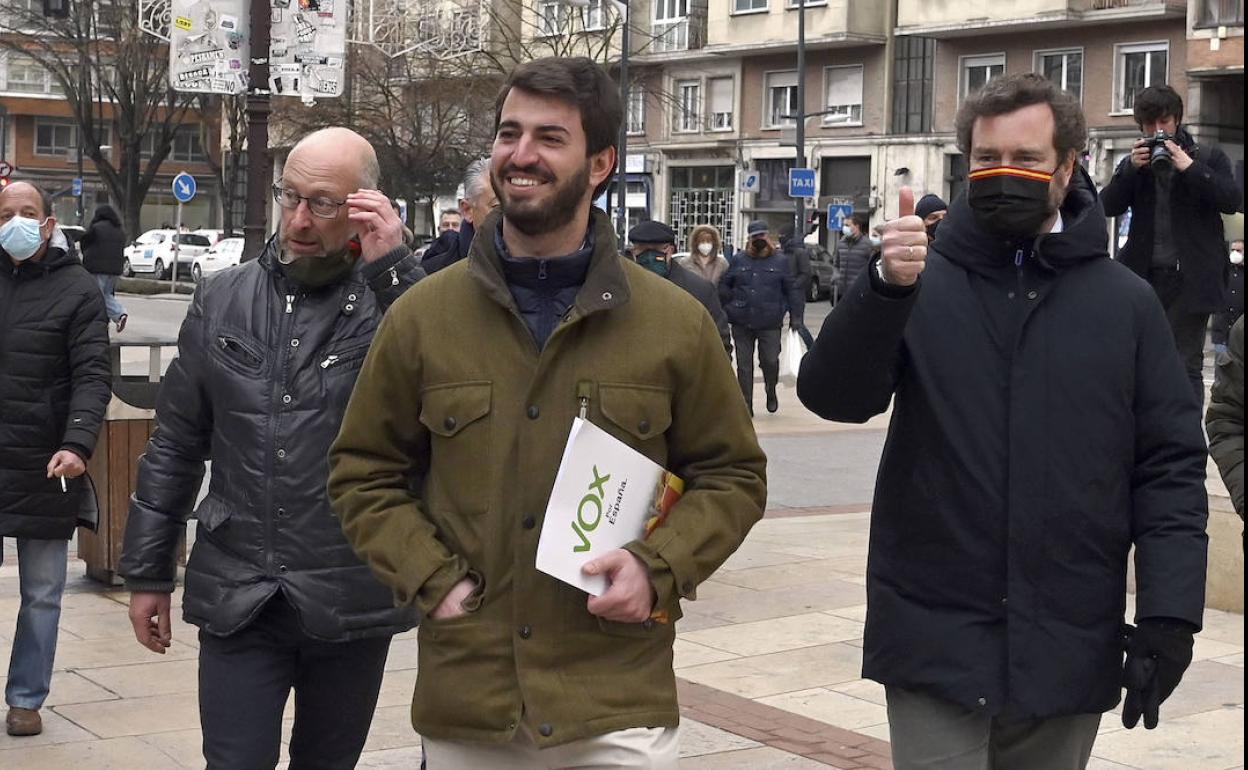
[169,0,250,95]
[172,172,197,203]
[739,170,760,193]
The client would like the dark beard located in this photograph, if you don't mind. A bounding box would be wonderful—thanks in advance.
[492,163,590,237]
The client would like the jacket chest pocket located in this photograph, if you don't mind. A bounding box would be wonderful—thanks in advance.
[318,335,373,405]
[209,328,269,377]
[419,382,493,516]
[597,383,673,466]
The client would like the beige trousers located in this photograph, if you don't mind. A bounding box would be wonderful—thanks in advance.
[422,724,680,770]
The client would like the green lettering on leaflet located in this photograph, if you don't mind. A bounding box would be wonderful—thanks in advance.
[571,466,612,553]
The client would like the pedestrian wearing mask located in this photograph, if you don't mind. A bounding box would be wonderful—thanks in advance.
[915,193,947,243]
[834,212,873,299]
[628,219,731,355]
[678,224,728,286]
[798,73,1208,769]
[721,220,801,414]
[1102,84,1241,403]
[0,182,111,738]
[1211,238,1243,357]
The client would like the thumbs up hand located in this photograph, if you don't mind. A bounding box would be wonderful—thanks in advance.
[880,186,928,287]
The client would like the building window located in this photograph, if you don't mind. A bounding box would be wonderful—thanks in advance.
[581,0,607,30]
[1036,49,1083,101]
[764,71,798,129]
[734,0,767,12]
[823,65,863,126]
[785,0,827,7]
[707,76,734,131]
[2,53,64,96]
[961,53,1005,99]
[537,1,567,36]
[892,36,934,134]
[627,88,646,135]
[755,158,796,206]
[141,127,208,162]
[1115,42,1167,113]
[653,0,689,52]
[1195,0,1244,27]
[675,80,700,133]
[34,119,76,157]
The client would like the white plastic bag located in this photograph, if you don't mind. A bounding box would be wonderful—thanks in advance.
[780,329,803,381]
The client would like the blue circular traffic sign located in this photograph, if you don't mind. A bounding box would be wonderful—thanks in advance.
[172,172,197,203]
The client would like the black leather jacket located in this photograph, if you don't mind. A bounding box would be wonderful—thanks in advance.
[120,238,425,641]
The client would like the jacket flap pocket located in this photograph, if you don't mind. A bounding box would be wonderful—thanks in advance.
[419,382,492,437]
[193,494,234,533]
[599,383,673,441]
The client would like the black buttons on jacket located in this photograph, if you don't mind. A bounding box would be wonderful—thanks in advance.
[518,625,532,639]
[527,405,540,420]
[282,394,292,405]
[539,723,553,737]
[977,697,987,707]
[522,516,536,530]
[1027,291,1038,300]
[642,619,655,630]
[276,449,287,459]
[277,507,288,518]
[638,419,651,435]
[444,416,457,431]
[290,338,300,348]
[278,565,288,573]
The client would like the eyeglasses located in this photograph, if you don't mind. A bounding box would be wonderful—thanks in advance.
[272,185,347,219]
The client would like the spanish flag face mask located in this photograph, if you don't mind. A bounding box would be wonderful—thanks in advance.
[967,166,1057,239]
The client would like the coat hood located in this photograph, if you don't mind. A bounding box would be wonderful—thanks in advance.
[934,164,1108,277]
[687,224,722,257]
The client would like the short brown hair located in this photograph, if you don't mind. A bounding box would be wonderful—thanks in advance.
[955,73,1087,163]
[494,57,622,198]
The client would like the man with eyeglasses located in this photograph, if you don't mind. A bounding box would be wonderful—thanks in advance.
[119,127,424,769]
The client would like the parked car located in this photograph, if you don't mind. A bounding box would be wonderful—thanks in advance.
[58,225,87,261]
[192,237,244,282]
[122,229,213,280]
[806,243,840,303]
[194,228,226,246]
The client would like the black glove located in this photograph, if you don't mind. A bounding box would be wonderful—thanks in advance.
[1121,618,1195,730]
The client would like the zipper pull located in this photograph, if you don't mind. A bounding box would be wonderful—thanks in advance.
[1014,249,1024,267]
[285,294,295,314]
[218,336,228,350]
[539,261,548,280]
[578,396,589,418]
[320,354,339,369]
[389,267,399,286]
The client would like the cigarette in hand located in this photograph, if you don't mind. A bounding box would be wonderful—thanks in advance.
[60,476,67,493]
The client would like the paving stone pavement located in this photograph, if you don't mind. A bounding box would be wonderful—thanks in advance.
[1,379,1242,769]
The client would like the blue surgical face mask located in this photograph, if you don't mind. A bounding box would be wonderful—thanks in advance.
[0,215,49,262]
[869,235,882,248]
[841,224,855,238]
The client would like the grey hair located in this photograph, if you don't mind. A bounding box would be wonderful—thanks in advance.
[461,158,491,203]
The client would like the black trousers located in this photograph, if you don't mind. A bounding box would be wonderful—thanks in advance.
[197,593,392,770]
[1151,268,1210,405]
[731,325,781,407]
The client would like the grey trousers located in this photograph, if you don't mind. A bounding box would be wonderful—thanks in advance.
[885,687,1101,770]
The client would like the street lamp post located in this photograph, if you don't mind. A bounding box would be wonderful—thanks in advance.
[795,0,806,239]
[615,0,631,244]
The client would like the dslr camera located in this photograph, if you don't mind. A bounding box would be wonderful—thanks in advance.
[1143,130,1175,171]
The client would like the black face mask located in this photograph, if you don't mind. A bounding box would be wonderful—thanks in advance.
[925,220,941,241]
[968,166,1057,238]
[751,238,770,252]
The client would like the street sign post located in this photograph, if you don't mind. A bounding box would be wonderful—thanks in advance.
[788,168,816,199]
[826,199,854,231]
[739,170,760,193]
[170,172,197,291]
[0,161,13,177]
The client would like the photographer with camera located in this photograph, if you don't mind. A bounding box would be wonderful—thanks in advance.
[1103,85,1242,404]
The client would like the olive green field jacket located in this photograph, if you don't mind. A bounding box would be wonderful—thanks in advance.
[328,209,768,747]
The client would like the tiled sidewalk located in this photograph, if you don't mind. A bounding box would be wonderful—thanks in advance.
[1,504,1241,769]
[1,384,1243,768]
